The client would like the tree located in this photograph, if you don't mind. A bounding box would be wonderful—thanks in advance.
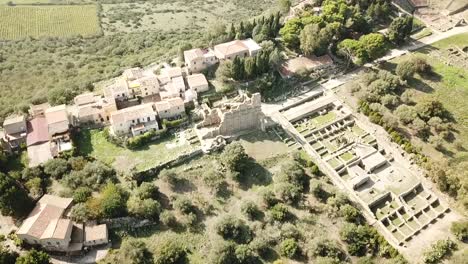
[450,221,468,242]
[269,203,290,222]
[308,238,345,261]
[338,39,367,65]
[111,239,153,264]
[154,240,188,264]
[136,182,159,200]
[15,249,50,264]
[70,203,90,222]
[61,160,115,190]
[127,196,161,220]
[203,168,225,195]
[279,18,302,49]
[0,172,32,218]
[340,204,362,223]
[173,195,196,215]
[280,238,299,258]
[210,241,238,264]
[415,97,447,122]
[235,244,259,264]
[0,245,18,264]
[339,223,379,256]
[359,33,387,60]
[423,239,457,264]
[300,24,322,56]
[215,216,252,243]
[232,56,245,80]
[244,57,257,79]
[387,16,413,45]
[396,60,416,80]
[394,105,417,125]
[241,201,259,220]
[269,48,282,68]
[216,60,233,82]
[278,0,291,14]
[178,43,192,63]
[43,158,69,179]
[160,211,177,227]
[220,142,250,173]
[73,186,92,203]
[100,182,127,218]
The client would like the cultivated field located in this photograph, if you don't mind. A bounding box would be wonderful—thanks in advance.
[0,5,100,40]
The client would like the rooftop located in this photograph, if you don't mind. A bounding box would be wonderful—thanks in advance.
[85,224,108,242]
[45,105,68,125]
[184,48,204,62]
[74,93,96,106]
[215,40,249,57]
[187,74,208,88]
[161,67,182,79]
[3,114,25,126]
[110,103,156,124]
[27,117,49,146]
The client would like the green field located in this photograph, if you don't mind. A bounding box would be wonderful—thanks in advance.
[76,129,198,172]
[0,5,100,40]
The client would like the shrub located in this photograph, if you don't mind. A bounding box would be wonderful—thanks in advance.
[308,239,345,261]
[136,182,159,200]
[43,158,69,179]
[241,201,259,220]
[73,186,92,203]
[423,239,457,264]
[70,203,90,222]
[126,128,168,149]
[215,216,252,243]
[269,203,290,222]
[210,241,238,264]
[235,244,258,264]
[260,188,277,208]
[450,221,468,242]
[172,196,196,215]
[220,142,250,173]
[274,182,302,204]
[339,223,378,256]
[279,238,299,258]
[100,182,127,218]
[160,211,177,227]
[154,240,188,264]
[340,204,363,223]
[159,169,181,190]
[127,196,161,220]
[15,249,50,264]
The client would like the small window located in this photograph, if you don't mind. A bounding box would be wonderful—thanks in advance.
[56,242,60,245]
[107,116,110,121]
[147,117,150,122]
[47,242,51,245]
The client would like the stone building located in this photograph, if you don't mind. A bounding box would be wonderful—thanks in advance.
[195,93,265,140]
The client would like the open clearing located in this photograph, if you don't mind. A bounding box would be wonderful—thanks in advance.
[76,129,197,172]
[0,5,100,40]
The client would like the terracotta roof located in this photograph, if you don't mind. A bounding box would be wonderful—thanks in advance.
[161,67,182,79]
[184,48,204,63]
[215,40,249,57]
[45,105,68,124]
[187,74,208,88]
[27,117,49,146]
[17,195,73,239]
[84,224,108,242]
[110,103,156,124]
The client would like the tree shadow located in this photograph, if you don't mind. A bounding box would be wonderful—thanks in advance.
[173,178,198,193]
[238,160,273,190]
[407,77,434,93]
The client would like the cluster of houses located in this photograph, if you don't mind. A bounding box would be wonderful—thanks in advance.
[0,38,264,168]
[16,194,108,254]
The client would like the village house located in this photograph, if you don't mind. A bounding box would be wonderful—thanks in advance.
[29,103,51,117]
[110,103,159,137]
[104,77,132,101]
[26,115,53,167]
[45,105,70,137]
[160,76,186,100]
[184,48,218,73]
[72,92,117,126]
[122,67,144,81]
[214,38,262,60]
[155,97,185,120]
[17,195,108,253]
[129,75,160,98]
[1,114,27,151]
[186,73,209,93]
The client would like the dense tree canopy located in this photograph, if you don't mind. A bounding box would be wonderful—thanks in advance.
[0,172,33,218]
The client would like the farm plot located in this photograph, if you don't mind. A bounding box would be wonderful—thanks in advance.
[0,5,101,40]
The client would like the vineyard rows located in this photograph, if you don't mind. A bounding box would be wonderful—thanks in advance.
[0,5,101,40]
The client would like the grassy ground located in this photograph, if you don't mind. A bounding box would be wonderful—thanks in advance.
[0,5,100,40]
[238,130,290,161]
[388,33,468,162]
[76,129,197,172]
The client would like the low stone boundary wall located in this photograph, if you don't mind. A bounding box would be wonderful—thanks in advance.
[133,148,203,182]
[100,217,156,229]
